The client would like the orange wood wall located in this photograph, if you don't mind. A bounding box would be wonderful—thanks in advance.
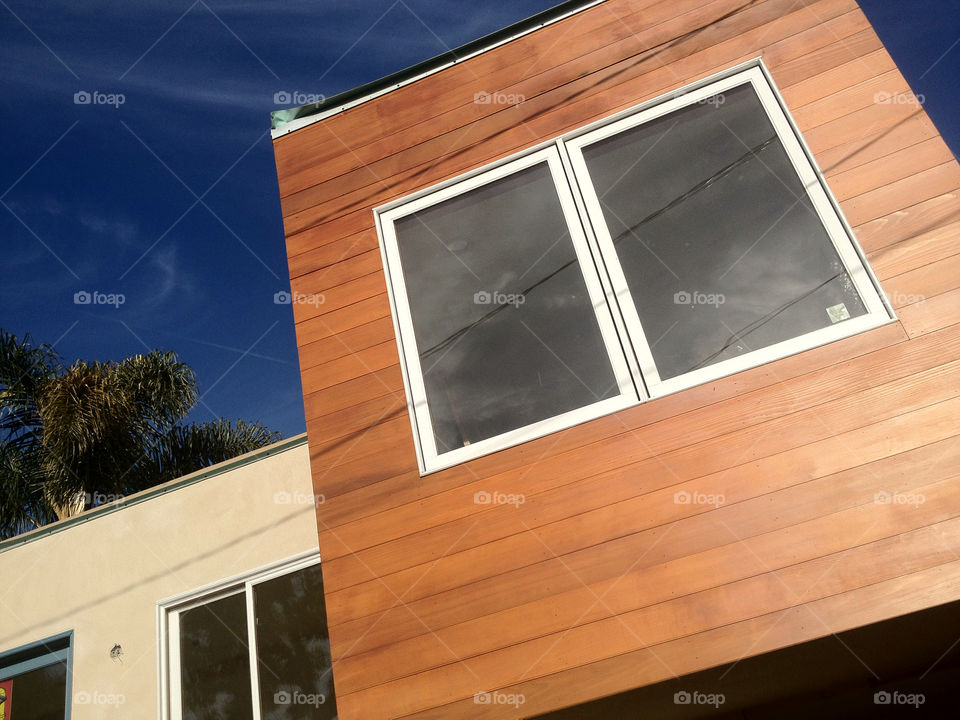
[272,0,960,716]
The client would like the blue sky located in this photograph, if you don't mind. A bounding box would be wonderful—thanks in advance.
[1,0,958,438]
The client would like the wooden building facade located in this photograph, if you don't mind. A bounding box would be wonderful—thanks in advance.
[271,0,960,716]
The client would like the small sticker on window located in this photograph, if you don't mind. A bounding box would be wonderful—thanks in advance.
[826,303,850,323]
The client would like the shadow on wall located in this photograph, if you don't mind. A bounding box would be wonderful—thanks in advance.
[0,503,315,649]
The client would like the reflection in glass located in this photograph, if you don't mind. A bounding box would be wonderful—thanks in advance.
[394,161,619,452]
[179,593,253,719]
[582,83,866,380]
[1,661,67,720]
[255,564,337,719]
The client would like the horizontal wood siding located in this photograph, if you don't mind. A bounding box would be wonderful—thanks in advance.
[272,0,960,716]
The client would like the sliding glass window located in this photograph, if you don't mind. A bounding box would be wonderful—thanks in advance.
[165,556,337,720]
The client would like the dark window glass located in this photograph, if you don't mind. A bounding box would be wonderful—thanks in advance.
[581,83,866,380]
[254,564,337,719]
[0,661,67,720]
[394,161,619,451]
[179,593,253,720]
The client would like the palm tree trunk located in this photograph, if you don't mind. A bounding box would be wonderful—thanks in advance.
[47,489,86,521]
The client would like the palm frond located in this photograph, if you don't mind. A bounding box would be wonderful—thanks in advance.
[145,419,282,487]
[115,350,197,429]
[0,329,283,538]
[0,329,58,451]
[0,441,56,538]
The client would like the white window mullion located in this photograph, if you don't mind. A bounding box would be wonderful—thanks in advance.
[167,611,183,720]
[555,137,649,400]
[545,147,638,401]
[245,581,263,720]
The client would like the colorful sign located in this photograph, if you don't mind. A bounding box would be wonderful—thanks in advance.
[0,678,11,720]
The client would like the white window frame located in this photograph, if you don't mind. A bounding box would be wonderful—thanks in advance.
[376,145,640,475]
[564,64,890,396]
[157,551,324,720]
[374,59,894,476]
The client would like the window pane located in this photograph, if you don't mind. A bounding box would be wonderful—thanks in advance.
[581,82,866,381]
[254,564,337,719]
[393,161,619,452]
[179,593,253,720]
[0,662,67,720]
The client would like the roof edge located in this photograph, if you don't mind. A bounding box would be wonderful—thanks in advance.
[0,432,309,555]
[270,0,606,138]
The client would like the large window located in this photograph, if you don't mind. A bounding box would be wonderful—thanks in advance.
[376,62,891,474]
[0,632,72,720]
[162,555,337,720]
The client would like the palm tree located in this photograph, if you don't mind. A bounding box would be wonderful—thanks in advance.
[0,329,281,539]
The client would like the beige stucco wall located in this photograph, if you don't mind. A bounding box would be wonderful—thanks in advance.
[0,435,318,718]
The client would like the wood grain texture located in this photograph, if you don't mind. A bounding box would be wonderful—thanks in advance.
[334,458,960,693]
[281,0,872,247]
[403,556,960,719]
[318,321,960,595]
[272,0,960,716]
[312,320,907,527]
[322,357,960,635]
[341,491,960,717]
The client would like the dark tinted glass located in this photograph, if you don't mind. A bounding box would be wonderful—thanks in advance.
[582,83,865,380]
[394,161,619,452]
[179,593,253,719]
[1,661,67,720]
[254,564,337,719]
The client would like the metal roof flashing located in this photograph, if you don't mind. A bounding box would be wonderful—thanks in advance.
[269,0,606,139]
